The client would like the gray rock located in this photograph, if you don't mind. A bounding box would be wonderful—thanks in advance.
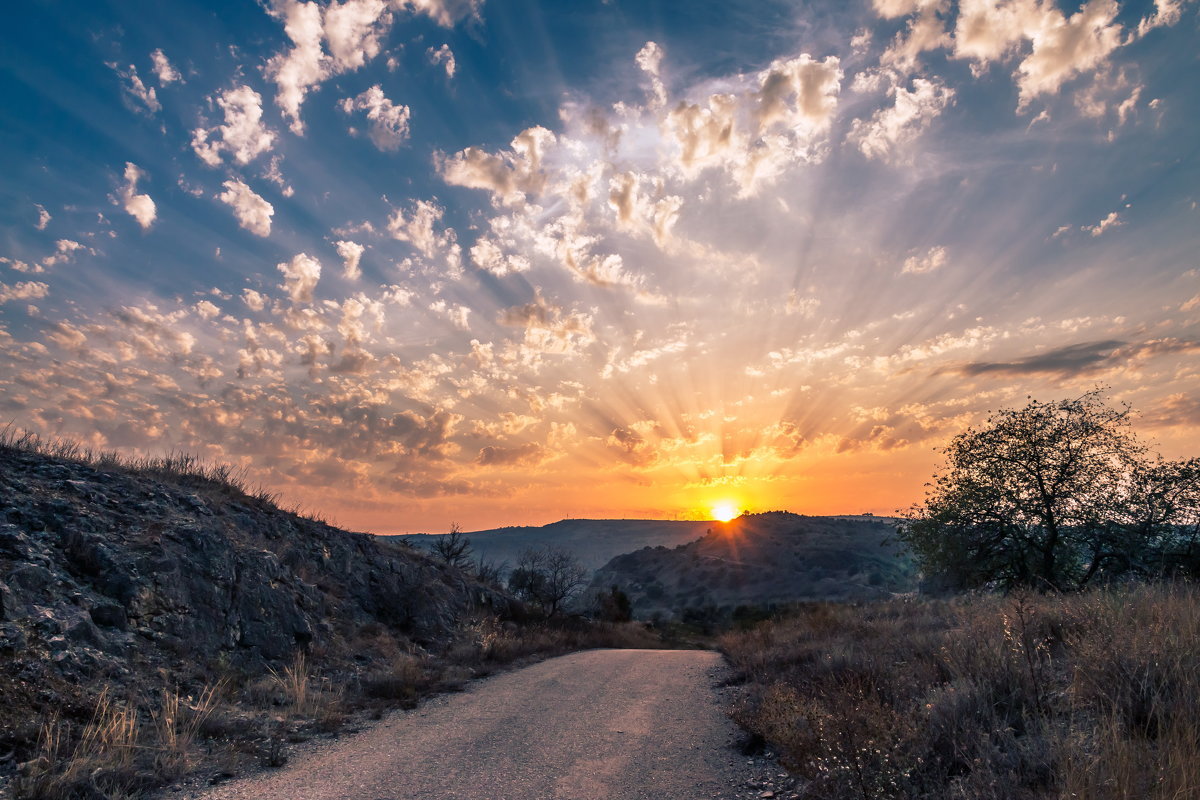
[90,602,128,630]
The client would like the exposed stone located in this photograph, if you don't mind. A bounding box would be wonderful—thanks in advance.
[0,444,517,704]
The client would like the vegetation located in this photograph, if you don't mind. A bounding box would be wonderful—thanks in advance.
[430,522,473,570]
[899,391,1200,590]
[720,586,1200,799]
[507,546,589,617]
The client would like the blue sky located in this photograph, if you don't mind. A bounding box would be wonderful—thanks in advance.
[1,0,1198,531]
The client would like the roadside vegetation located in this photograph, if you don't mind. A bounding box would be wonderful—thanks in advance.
[721,587,1200,799]
[721,392,1200,798]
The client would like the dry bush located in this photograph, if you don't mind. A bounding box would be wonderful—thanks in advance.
[362,655,429,705]
[720,585,1200,800]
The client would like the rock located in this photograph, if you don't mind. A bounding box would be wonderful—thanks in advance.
[8,564,55,597]
[90,602,129,630]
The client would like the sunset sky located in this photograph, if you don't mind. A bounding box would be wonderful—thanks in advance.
[2,0,1198,532]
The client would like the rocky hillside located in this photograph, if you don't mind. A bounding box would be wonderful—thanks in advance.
[405,518,713,572]
[590,512,916,619]
[0,440,511,761]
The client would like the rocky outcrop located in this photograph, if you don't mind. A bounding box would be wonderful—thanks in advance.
[0,446,512,714]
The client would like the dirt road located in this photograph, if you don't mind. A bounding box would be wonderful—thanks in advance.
[185,649,763,800]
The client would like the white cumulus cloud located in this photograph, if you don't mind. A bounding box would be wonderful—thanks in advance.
[191,85,276,167]
[217,179,274,237]
[335,240,365,279]
[278,252,322,303]
[339,85,411,150]
[427,44,456,78]
[115,163,157,230]
[150,48,182,84]
[848,77,954,161]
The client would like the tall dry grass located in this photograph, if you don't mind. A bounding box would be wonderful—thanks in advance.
[719,584,1200,800]
[13,685,221,800]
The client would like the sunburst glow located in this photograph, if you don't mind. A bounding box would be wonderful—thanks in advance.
[1,1,1197,532]
[711,502,740,523]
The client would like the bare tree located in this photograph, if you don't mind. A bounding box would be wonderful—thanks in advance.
[508,546,587,617]
[431,522,473,570]
[473,556,508,586]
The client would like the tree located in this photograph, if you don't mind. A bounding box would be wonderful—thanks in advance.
[507,546,588,617]
[431,522,472,570]
[899,390,1198,591]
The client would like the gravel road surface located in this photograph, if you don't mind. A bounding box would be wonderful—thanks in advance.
[183,649,766,800]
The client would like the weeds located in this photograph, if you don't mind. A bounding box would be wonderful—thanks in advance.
[720,584,1200,799]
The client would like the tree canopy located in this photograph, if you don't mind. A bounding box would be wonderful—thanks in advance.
[899,391,1200,591]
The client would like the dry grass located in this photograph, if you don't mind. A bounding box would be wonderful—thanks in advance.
[13,684,221,800]
[719,584,1200,800]
[0,424,278,505]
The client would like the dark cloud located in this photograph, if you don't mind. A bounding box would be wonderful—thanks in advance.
[954,339,1200,378]
[476,442,545,466]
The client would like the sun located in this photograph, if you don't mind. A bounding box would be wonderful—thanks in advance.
[711,501,740,522]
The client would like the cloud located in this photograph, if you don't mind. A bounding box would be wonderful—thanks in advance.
[278,252,322,303]
[339,85,411,150]
[476,442,546,466]
[150,48,182,85]
[39,239,88,270]
[387,198,446,256]
[950,0,1125,110]
[439,126,555,205]
[335,240,365,279]
[426,43,456,78]
[1082,209,1123,236]
[217,179,274,237]
[955,338,1200,377]
[664,53,842,194]
[0,281,50,304]
[192,85,276,167]
[1136,0,1185,37]
[849,77,954,160]
[35,204,50,231]
[880,0,951,72]
[400,0,483,27]
[1015,0,1123,109]
[115,162,157,230]
[636,41,666,107]
[499,291,594,359]
[901,245,947,274]
[264,0,479,135]
[115,64,160,114]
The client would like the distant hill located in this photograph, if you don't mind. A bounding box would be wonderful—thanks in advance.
[589,512,916,619]
[403,519,713,572]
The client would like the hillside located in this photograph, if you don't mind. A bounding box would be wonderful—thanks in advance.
[590,512,916,619]
[0,438,520,791]
[404,518,713,572]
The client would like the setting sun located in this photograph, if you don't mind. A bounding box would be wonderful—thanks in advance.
[711,502,740,522]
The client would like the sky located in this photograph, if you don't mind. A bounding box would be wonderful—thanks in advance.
[1,0,1198,533]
